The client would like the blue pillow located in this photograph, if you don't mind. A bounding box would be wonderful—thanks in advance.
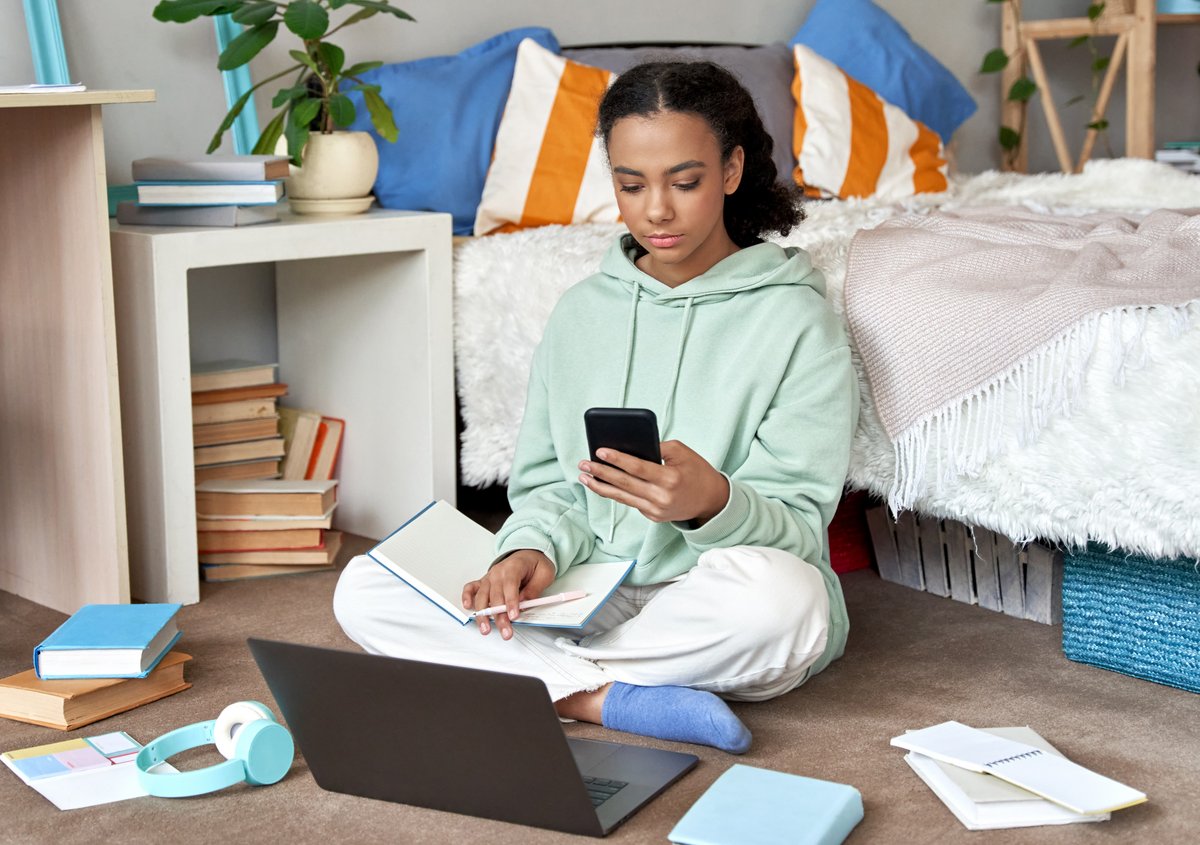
[349,27,559,234]
[790,0,975,143]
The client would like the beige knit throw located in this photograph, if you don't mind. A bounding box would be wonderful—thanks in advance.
[844,206,1200,510]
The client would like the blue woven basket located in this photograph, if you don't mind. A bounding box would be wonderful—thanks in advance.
[1062,544,1200,693]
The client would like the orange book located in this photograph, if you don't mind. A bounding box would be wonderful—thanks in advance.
[192,382,288,406]
[197,527,324,553]
[305,417,345,480]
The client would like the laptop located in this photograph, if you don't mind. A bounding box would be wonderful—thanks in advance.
[247,638,698,837]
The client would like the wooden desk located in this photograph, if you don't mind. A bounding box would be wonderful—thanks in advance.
[0,89,154,614]
[1001,0,1199,172]
[110,209,456,604]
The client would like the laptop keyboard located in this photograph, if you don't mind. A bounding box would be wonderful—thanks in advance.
[583,776,629,807]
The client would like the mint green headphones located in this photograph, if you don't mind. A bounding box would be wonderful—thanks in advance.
[136,701,294,798]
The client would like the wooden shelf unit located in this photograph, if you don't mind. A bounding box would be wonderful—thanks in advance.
[1001,0,1198,172]
[0,90,154,615]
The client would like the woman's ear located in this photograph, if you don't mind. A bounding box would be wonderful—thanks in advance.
[723,146,745,195]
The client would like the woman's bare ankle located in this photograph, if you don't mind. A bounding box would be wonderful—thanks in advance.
[555,683,611,724]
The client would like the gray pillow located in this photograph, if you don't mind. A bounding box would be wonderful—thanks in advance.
[562,43,796,185]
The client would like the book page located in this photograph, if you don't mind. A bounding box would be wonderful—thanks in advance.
[515,561,635,628]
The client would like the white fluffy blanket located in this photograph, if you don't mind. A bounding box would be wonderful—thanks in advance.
[454,160,1200,559]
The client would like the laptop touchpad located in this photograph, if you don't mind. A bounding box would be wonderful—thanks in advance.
[567,737,621,772]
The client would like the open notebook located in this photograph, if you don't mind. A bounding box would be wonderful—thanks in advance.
[891,721,1146,816]
[368,500,633,628]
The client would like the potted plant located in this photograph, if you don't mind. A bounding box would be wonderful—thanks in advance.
[152,0,412,208]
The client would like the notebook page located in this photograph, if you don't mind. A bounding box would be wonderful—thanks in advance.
[892,721,1146,815]
[514,560,634,627]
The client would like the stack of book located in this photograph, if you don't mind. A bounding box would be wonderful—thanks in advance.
[0,604,190,731]
[278,407,346,481]
[192,360,288,483]
[1155,142,1200,174]
[892,721,1146,831]
[117,154,289,227]
[196,478,342,581]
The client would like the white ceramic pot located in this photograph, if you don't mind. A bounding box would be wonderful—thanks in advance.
[286,130,379,208]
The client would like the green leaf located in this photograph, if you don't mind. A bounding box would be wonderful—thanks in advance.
[217,20,279,70]
[1068,35,1089,49]
[363,88,399,143]
[272,84,310,108]
[980,48,1009,74]
[1087,119,1110,131]
[999,126,1021,151]
[291,97,322,129]
[1007,76,1037,102]
[205,84,257,152]
[317,42,346,78]
[1088,3,1106,21]
[1093,56,1111,73]
[252,109,289,156]
[289,48,319,74]
[152,0,238,23]
[284,119,310,166]
[339,8,378,26]
[328,93,356,127]
[342,61,383,78]
[283,0,329,39]
[232,1,276,26]
[1065,94,1085,106]
[341,0,415,22]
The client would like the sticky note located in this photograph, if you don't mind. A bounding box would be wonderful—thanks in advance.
[11,755,71,780]
[55,746,111,772]
[87,732,140,757]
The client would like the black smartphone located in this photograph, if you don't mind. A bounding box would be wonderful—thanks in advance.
[584,407,662,466]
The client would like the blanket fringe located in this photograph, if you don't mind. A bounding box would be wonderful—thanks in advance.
[888,301,1198,513]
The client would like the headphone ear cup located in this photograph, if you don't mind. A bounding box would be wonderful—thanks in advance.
[214,701,276,760]
[234,717,295,786]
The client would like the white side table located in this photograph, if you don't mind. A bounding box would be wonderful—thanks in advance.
[110,208,456,604]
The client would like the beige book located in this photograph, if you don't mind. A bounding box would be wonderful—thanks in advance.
[192,416,280,447]
[195,512,333,532]
[194,459,281,484]
[198,531,342,565]
[195,478,337,518]
[197,527,323,553]
[192,397,279,426]
[194,436,285,467]
[190,360,277,393]
[277,407,322,481]
[0,652,191,731]
[201,562,335,581]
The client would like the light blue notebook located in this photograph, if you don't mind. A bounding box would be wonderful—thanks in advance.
[33,603,183,680]
[668,764,863,845]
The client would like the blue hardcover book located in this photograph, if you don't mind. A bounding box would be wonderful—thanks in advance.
[33,604,183,680]
[668,764,864,845]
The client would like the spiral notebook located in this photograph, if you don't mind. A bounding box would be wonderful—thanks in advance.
[890,721,1146,816]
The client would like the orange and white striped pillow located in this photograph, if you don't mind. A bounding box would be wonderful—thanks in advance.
[474,39,618,236]
[791,44,947,201]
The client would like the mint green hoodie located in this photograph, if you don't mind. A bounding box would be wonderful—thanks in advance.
[495,234,858,672]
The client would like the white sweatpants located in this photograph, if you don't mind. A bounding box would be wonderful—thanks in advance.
[333,545,831,703]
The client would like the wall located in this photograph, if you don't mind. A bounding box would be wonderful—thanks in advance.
[2,1,1196,364]
[4,0,1196,179]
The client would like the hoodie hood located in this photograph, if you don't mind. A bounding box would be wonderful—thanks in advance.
[601,233,827,306]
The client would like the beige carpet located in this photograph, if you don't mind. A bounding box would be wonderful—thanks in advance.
[2,523,1195,844]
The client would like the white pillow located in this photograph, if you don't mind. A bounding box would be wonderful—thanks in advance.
[791,44,948,200]
[474,39,619,236]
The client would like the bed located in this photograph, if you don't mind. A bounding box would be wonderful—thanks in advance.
[454,158,1200,562]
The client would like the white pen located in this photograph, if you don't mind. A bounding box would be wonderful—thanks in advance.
[468,590,589,619]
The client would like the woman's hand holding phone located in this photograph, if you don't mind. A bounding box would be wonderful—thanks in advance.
[579,440,729,527]
[462,549,555,640]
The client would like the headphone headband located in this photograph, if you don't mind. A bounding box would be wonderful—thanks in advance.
[136,721,246,798]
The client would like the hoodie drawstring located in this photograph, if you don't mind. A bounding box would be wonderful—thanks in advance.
[608,280,643,542]
[660,296,695,434]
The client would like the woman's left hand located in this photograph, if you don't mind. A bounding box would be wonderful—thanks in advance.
[579,440,729,526]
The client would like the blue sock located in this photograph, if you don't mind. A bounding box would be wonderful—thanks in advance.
[600,682,752,754]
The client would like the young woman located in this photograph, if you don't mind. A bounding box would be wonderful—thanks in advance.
[334,60,858,755]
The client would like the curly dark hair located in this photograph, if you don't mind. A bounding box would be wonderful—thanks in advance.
[597,60,803,248]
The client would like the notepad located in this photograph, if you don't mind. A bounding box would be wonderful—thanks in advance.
[367,500,634,627]
[890,721,1146,816]
[668,764,863,845]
